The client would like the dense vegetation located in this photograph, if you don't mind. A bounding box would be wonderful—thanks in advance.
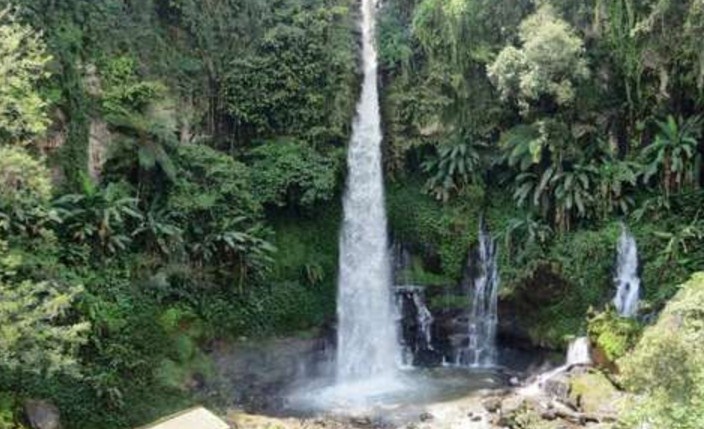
[0,0,702,428]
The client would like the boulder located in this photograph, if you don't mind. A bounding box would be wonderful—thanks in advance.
[24,400,61,429]
[543,375,570,402]
[419,412,434,422]
[568,371,622,418]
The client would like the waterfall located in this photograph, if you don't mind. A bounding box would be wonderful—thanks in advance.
[336,0,399,382]
[458,221,499,367]
[521,337,591,396]
[566,337,591,366]
[395,286,434,367]
[413,291,434,351]
[613,225,640,317]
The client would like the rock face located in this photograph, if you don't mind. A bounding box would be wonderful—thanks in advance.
[24,400,61,429]
[88,118,111,181]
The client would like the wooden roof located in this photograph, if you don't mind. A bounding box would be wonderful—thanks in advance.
[138,407,229,429]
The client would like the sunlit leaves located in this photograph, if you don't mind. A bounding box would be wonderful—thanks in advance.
[642,115,702,197]
[488,4,589,114]
[0,7,51,144]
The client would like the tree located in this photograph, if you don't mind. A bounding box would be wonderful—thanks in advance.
[0,7,51,144]
[642,115,702,197]
[593,150,640,219]
[53,180,143,257]
[487,3,589,115]
[551,164,598,231]
[101,56,178,183]
[166,144,274,289]
[248,139,340,209]
[422,133,486,202]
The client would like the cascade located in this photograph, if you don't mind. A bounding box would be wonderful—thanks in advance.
[395,286,434,367]
[336,0,399,382]
[566,336,591,366]
[521,337,591,395]
[613,225,640,317]
[457,221,500,367]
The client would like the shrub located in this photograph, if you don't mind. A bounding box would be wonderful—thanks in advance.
[587,309,642,362]
[248,139,341,209]
[0,146,53,237]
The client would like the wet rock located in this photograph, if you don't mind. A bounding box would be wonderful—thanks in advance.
[544,375,570,401]
[419,412,434,422]
[482,397,502,413]
[24,400,61,429]
[350,416,372,427]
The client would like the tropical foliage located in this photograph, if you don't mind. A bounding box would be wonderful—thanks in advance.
[0,0,703,427]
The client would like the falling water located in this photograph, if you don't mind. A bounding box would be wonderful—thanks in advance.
[458,221,499,367]
[413,291,434,351]
[566,336,591,366]
[613,225,640,317]
[395,286,434,366]
[336,0,399,382]
[521,337,591,396]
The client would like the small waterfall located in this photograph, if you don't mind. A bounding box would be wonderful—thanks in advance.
[413,292,434,351]
[613,225,640,317]
[336,0,399,382]
[457,221,500,367]
[521,337,591,395]
[395,286,434,367]
[566,337,591,366]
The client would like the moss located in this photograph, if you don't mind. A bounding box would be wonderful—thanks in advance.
[569,371,621,415]
[387,179,483,280]
[618,273,704,428]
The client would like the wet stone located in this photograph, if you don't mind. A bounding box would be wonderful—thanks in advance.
[419,412,434,422]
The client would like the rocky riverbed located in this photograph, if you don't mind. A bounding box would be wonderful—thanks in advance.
[223,363,623,429]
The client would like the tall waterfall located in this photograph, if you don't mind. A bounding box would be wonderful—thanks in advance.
[336,0,398,381]
[613,225,640,317]
[458,221,499,367]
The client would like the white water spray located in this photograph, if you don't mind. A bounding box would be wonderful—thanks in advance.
[566,336,591,366]
[336,0,399,382]
[613,225,640,318]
